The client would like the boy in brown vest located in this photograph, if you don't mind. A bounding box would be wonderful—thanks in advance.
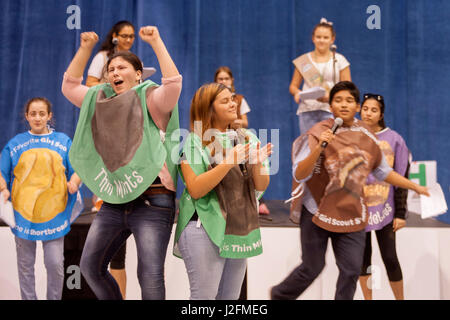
[271,81,429,300]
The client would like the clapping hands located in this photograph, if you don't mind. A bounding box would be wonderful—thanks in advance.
[249,142,273,165]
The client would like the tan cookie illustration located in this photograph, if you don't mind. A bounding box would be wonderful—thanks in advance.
[363,182,390,206]
[362,140,393,206]
[325,147,371,197]
[12,149,67,223]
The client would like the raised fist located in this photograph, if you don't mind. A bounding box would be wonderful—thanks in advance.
[80,32,99,50]
[139,26,160,44]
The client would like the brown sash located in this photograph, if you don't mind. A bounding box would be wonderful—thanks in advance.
[292,53,330,92]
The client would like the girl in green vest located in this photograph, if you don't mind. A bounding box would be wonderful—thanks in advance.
[61,26,181,300]
[174,83,272,299]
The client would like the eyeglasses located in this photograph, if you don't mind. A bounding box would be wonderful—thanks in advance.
[363,93,384,102]
[117,34,135,40]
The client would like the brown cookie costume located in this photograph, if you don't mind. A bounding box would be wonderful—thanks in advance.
[272,117,384,300]
[208,129,259,239]
[301,118,382,232]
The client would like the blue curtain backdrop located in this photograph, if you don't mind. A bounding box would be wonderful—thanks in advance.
[1,0,449,222]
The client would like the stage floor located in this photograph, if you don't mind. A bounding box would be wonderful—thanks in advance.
[256,200,450,228]
[2,199,447,229]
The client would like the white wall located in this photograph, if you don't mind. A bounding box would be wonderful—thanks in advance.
[247,227,450,300]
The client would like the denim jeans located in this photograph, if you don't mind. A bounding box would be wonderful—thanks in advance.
[271,206,366,300]
[15,236,65,300]
[80,193,175,300]
[298,110,334,135]
[178,221,247,300]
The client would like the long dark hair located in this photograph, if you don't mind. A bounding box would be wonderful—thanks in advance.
[361,93,386,129]
[99,20,135,58]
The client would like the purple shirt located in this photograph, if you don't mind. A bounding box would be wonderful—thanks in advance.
[364,128,409,231]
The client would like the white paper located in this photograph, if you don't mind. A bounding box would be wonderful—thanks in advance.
[420,183,448,219]
[0,192,15,228]
[407,160,438,214]
[142,67,156,79]
[298,86,326,101]
[70,190,84,223]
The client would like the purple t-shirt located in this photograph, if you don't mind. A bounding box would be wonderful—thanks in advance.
[364,128,409,231]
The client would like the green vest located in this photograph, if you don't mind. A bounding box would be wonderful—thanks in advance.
[69,80,179,204]
[174,130,267,259]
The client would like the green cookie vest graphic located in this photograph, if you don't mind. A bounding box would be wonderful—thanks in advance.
[69,81,179,204]
[174,131,266,259]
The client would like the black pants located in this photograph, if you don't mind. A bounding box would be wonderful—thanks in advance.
[110,242,126,270]
[271,206,366,300]
[360,222,403,282]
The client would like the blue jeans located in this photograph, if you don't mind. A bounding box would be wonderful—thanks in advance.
[80,193,175,300]
[15,236,65,300]
[178,221,247,300]
[298,110,334,135]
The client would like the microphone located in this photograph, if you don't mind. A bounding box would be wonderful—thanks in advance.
[321,117,343,148]
[226,131,247,175]
[330,44,337,52]
[112,38,119,54]
[234,139,248,175]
